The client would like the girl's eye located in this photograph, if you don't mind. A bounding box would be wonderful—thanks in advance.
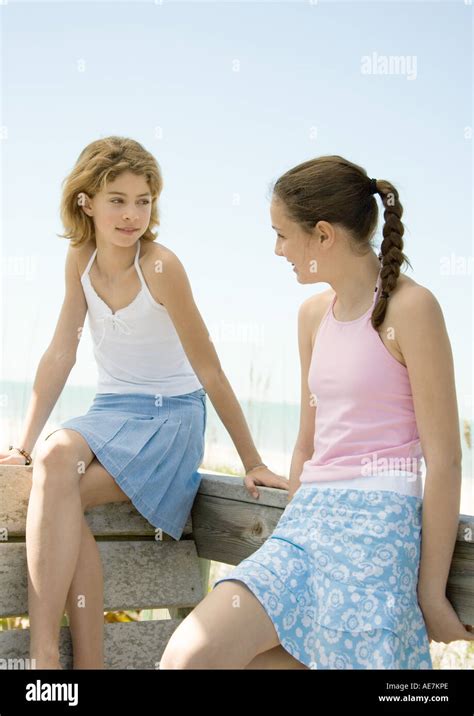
[110,199,150,205]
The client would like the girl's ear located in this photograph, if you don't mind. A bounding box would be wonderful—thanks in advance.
[77,192,93,216]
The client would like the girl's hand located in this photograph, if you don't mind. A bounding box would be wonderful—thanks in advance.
[0,448,28,465]
[418,592,474,644]
[244,466,289,499]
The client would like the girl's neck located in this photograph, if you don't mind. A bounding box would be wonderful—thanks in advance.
[330,253,382,316]
[94,239,139,280]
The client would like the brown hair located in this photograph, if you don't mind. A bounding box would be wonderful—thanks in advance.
[272,155,412,330]
[58,136,163,248]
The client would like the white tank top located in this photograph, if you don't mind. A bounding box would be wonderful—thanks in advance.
[81,241,203,397]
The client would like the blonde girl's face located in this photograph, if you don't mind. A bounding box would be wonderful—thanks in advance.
[80,170,153,246]
[270,196,323,284]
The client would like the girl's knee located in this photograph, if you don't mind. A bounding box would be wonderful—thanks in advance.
[160,633,218,670]
[33,434,86,489]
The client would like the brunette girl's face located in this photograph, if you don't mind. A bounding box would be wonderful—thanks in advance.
[80,171,153,247]
[270,195,326,284]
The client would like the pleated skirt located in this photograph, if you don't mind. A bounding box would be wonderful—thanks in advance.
[45,388,207,540]
[212,483,433,670]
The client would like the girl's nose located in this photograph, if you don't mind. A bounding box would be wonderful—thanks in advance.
[123,207,139,220]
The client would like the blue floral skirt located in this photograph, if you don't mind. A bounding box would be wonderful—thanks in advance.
[44,388,207,541]
[212,484,433,669]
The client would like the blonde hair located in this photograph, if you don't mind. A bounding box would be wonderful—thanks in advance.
[58,136,163,248]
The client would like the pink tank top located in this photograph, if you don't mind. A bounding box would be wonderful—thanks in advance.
[299,267,424,484]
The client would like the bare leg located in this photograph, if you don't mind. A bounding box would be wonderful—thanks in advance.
[160,580,282,669]
[65,516,104,670]
[245,645,309,669]
[26,429,93,669]
[65,458,130,669]
[26,429,94,669]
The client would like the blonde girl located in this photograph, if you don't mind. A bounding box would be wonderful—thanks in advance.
[0,136,287,669]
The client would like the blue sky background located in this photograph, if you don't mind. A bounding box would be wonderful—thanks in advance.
[1,1,472,421]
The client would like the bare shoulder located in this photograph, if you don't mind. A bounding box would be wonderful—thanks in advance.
[299,289,334,349]
[377,275,446,370]
[390,273,439,304]
[383,274,443,327]
[140,240,182,271]
[140,240,188,285]
[140,240,190,306]
[73,240,97,277]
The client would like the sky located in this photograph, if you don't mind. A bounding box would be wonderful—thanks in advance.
[1,0,472,418]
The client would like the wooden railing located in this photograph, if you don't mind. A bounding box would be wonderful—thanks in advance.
[0,466,472,669]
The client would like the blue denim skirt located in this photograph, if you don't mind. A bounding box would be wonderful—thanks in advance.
[212,484,433,670]
[46,388,207,540]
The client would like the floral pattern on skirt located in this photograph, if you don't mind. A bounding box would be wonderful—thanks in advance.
[212,485,433,670]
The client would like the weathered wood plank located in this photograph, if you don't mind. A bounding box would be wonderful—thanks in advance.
[197,472,289,508]
[1,467,473,624]
[191,493,284,564]
[0,466,192,538]
[0,619,181,669]
[446,539,474,626]
[2,467,472,541]
[0,541,204,618]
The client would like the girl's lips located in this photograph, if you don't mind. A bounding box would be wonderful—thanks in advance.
[117,228,139,233]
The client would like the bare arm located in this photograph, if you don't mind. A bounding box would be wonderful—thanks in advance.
[395,286,472,642]
[149,248,288,493]
[7,246,87,458]
[288,296,320,500]
[396,287,462,595]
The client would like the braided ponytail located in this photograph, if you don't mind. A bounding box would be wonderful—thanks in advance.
[371,180,412,330]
